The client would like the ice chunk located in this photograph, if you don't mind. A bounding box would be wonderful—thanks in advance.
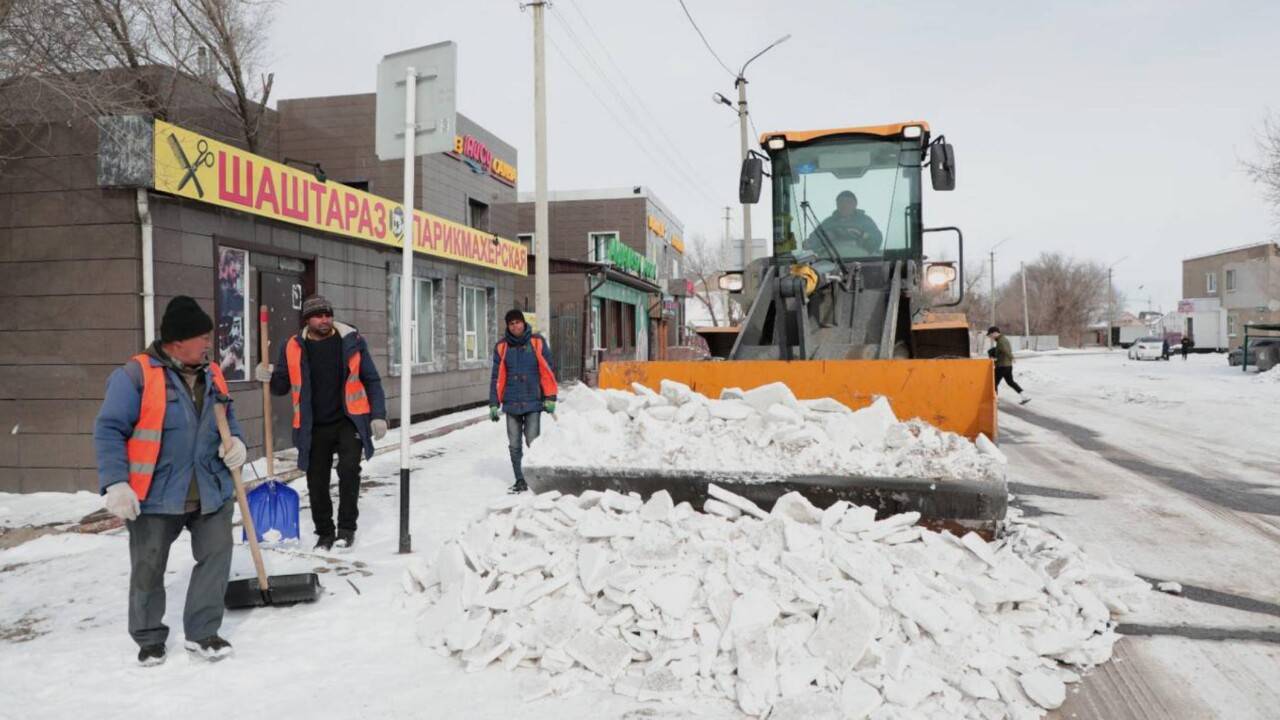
[767,404,803,426]
[639,490,674,521]
[975,433,1007,463]
[771,492,824,524]
[564,629,633,680]
[770,692,843,720]
[645,573,698,619]
[602,388,632,414]
[707,483,769,520]
[801,397,852,414]
[637,667,685,702]
[847,397,898,447]
[960,531,1000,567]
[1019,669,1066,709]
[660,379,695,406]
[601,490,643,514]
[840,677,883,719]
[807,586,878,677]
[577,544,612,594]
[741,381,801,415]
[703,499,742,519]
[1156,581,1183,595]
[708,399,754,421]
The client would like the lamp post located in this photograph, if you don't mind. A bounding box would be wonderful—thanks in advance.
[712,33,790,271]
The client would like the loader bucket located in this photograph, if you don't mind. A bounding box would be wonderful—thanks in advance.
[599,359,997,440]
[525,358,1005,537]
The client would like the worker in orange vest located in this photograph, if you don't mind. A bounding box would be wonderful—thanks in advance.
[94,296,247,666]
[488,309,557,493]
[258,295,386,551]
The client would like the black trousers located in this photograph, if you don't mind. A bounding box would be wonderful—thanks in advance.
[307,418,363,537]
[994,365,1024,394]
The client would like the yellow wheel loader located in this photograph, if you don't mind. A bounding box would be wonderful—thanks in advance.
[528,122,1005,537]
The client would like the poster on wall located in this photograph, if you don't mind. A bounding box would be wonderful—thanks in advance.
[216,247,250,381]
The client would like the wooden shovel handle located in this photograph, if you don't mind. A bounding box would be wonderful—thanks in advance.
[215,400,270,592]
[259,305,275,477]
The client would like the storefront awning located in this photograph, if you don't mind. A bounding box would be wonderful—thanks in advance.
[541,256,663,294]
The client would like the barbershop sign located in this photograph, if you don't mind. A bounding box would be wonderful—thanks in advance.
[153,120,527,276]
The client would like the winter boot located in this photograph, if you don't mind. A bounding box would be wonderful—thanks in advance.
[508,479,529,494]
[314,534,336,552]
[184,634,233,661]
[1019,394,1031,405]
[335,530,355,549]
[137,644,166,667]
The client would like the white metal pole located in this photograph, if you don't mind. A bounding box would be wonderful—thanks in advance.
[989,249,996,330]
[1107,268,1113,350]
[136,189,155,345]
[398,65,417,554]
[533,1,551,343]
[736,77,751,270]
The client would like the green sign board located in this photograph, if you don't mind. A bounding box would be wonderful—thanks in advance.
[607,238,657,281]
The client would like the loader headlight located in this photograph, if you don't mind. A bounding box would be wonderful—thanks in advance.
[925,263,957,288]
[718,272,744,292]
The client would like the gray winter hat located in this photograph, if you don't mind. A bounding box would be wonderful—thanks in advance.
[302,295,334,320]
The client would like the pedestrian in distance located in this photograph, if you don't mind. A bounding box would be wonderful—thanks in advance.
[257,295,387,551]
[1181,335,1194,361]
[986,326,1031,405]
[94,296,248,666]
[489,309,558,494]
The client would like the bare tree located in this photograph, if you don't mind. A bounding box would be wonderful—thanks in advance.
[1243,111,1280,228]
[0,0,275,158]
[992,252,1110,347]
[684,233,731,327]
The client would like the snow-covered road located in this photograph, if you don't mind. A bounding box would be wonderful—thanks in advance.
[998,352,1280,720]
[1,352,1276,719]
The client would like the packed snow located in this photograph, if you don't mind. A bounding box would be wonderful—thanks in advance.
[526,382,1005,485]
[406,484,1149,719]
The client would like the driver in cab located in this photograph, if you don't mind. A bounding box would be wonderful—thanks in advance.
[804,190,883,258]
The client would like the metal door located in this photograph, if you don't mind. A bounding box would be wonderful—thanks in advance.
[259,271,304,451]
[551,313,582,383]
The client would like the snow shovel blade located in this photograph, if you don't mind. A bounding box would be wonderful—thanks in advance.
[224,572,322,609]
[524,466,1007,539]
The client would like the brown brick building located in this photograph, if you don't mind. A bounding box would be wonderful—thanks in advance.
[0,71,524,493]
[514,188,685,380]
[1180,242,1280,349]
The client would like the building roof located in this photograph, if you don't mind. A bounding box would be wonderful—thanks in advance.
[517,186,681,228]
[1182,241,1279,263]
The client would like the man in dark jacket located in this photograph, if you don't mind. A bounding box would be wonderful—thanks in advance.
[489,309,558,493]
[256,295,386,550]
[1181,335,1194,360]
[94,296,246,666]
[987,326,1030,405]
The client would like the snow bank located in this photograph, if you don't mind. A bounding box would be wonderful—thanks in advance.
[405,486,1148,719]
[525,383,1004,485]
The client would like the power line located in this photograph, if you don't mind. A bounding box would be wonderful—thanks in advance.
[676,0,735,78]
[562,0,721,193]
[547,9,718,207]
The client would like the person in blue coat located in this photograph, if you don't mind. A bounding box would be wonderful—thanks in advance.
[489,309,558,493]
[258,295,387,551]
[94,296,247,666]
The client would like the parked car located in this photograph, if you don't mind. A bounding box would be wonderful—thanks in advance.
[1127,336,1169,361]
[1228,338,1280,367]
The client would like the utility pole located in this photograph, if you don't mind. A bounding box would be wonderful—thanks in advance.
[531,1,551,343]
[1106,256,1128,350]
[735,76,752,271]
[1021,261,1031,340]
[723,206,731,249]
[990,249,996,330]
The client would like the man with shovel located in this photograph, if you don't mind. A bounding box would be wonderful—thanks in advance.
[94,296,248,666]
[257,295,387,551]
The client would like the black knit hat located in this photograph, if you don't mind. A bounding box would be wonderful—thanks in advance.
[987,326,1001,335]
[302,295,334,320]
[160,296,214,343]
[504,309,526,325]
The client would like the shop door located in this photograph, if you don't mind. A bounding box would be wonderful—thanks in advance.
[259,271,304,451]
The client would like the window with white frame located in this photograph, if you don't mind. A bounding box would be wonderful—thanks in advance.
[1228,314,1237,336]
[589,231,618,262]
[388,275,437,368]
[1206,272,1217,294]
[1225,269,1237,291]
[461,284,490,362]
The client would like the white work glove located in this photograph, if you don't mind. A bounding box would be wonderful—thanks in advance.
[254,363,273,383]
[104,483,140,521]
[218,437,247,470]
[371,419,388,441]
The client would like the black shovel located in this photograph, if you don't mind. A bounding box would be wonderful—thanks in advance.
[215,399,321,608]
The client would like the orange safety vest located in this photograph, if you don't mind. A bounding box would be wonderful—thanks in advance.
[126,354,228,501]
[285,334,371,429]
[495,336,558,404]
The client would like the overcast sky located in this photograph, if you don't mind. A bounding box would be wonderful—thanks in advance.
[268,0,1278,311]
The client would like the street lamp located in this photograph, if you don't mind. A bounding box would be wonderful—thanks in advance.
[712,33,790,271]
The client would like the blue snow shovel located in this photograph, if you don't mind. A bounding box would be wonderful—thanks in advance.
[243,305,300,544]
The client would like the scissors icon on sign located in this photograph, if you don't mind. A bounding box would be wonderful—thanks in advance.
[167,134,214,198]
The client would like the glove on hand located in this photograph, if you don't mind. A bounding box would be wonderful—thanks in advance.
[489,406,500,422]
[104,483,140,521]
[371,419,388,440]
[543,400,556,415]
[254,363,273,383]
[218,437,247,470]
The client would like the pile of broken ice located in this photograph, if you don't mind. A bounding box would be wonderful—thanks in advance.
[405,485,1149,719]
[524,381,1006,485]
